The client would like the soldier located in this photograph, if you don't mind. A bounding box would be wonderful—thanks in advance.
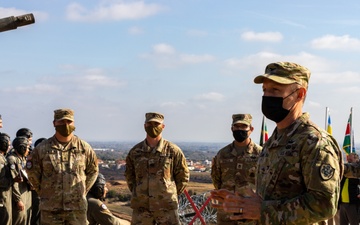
[26,108,99,225]
[125,112,190,225]
[211,62,343,224]
[211,114,262,225]
[16,128,33,151]
[7,136,32,225]
[0,115,3,128]
[0,133,12,225]
[87,173,122,225]
[30,137,46,225]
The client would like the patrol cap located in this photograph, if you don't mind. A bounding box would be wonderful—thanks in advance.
[145,112,164,123]
[232,114,252,126]
[54,108,74,122]
[254,62,311,89]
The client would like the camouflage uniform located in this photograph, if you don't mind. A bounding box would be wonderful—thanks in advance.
[0,153,12,225]
[212,140,262,225]
[256,113,343,224]
[87,192,122,225]
[125,138,189,225]
[7,151,32,225]
[26,135,98,225]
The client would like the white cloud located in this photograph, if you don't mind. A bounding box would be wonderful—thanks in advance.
[179,54,215,64]
[128,26,143,35]
[2,84,60,94]
[241,31,283,42]
[66,1,165,22]
[311,35,360,51]
[160,101,186,108]
[141,43,215,68]
[193,92,224,102]
[153,43,176,55]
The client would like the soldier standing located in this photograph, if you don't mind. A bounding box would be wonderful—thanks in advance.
[26,108,99,225]
[211,114,262,225]
[125,112,190,225]
[87,173,122,225]
[211,62,343,224]
[7,136,32,225]
[0,133,12,225]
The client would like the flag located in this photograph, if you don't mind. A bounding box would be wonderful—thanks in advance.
[259,116,269,147]
[343,111,352,154]
[327,114,332,135]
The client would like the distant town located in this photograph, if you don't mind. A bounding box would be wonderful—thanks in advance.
[90,141,228,173]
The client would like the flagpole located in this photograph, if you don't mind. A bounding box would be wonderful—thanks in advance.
[350,107,353,152]
[325,107,329,130]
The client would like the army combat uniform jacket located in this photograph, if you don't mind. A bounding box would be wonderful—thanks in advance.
[256,113,343,225]
[87,193,122,225]
[211,140,262,224]
[26,135,98,211]
[125,138,190,211]
[0,153,12,225]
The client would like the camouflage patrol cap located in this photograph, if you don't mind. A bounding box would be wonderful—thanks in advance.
[54,108,74,122]
[254,62,311,89]
[145,112,164,123]
[232,114,252,126]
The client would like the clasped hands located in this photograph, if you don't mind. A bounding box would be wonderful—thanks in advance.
[210,188,262,221]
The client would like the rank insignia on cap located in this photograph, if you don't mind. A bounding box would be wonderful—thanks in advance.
[26,161,32,170]
[101,204,107,210]
[320,163,335,180]
[10,164,16,170]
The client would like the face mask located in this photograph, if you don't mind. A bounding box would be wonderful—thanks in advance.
[232,130,249,143]
[261,89,299,123]
[55,124,75,137]
[145,126,163,138]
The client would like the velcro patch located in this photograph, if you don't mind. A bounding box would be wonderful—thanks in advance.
[10,164,16,170]
[320,163,335,180]
[26,161,32,170]
[101,204,107,210]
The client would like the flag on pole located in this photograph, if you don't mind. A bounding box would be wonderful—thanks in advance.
[327,114,332,135]
[343,110,352,154]
[260,116,269,147]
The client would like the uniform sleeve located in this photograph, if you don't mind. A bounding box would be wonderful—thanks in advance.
[26,149,41,193]
[261,135,343,224]
[211,155,221,189]
[125,150,135,192]
[84,143,99,194]
[90,201,122,225]
[0,160,11,189]
[173,148,189,195]
[7,156,21,202]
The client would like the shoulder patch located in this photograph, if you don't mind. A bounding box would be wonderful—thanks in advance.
[10,164,16,170]
[26,161,33,170]
[320,163,335,180]
[101,204,107,210]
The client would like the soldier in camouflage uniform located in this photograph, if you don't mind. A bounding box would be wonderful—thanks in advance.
[26,108,99,225]
[7,136,32,225]
[125,112,190,225]
[0,133,12,225]
[87,173,122,225]
[211,114,262,225]
[211,62,343,224]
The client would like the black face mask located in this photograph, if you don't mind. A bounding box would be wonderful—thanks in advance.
[261,89,299,123]
[232,130,249,143]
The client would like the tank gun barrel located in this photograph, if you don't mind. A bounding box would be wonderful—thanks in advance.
[0,13,35,33]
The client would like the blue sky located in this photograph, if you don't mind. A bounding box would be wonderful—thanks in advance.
[1,1,360,147]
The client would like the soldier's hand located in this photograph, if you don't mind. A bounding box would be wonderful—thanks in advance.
[210,189,236,209]
[17,200,25,211]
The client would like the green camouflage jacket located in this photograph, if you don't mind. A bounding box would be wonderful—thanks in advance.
[125,138,189,211]
[257,113,343,224]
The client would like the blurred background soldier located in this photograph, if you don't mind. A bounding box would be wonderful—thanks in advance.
[16,128,33,151]
[125,112,189,225]
[29,137,46,225]
[0,133,12,225]
[87,173,122,225]
[211,114,262,225]
[26,108,98,225]
[339,153,360,225]
[7,136,32,225]
[0,115,3,128]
